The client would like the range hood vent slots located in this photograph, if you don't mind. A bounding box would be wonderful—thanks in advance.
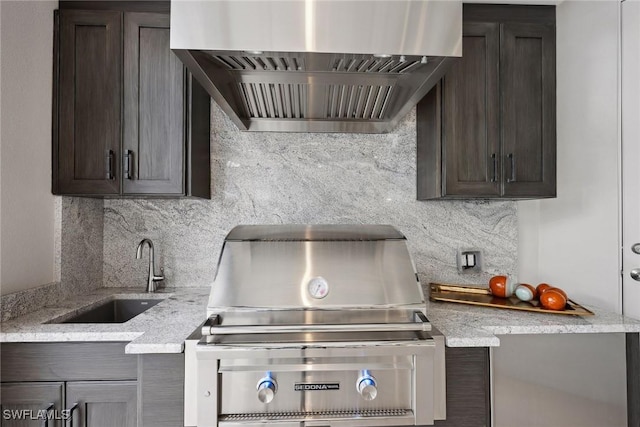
[325,84,394,120]
[213,55,305,72]
[171,1,462,133]
[238,82,308,119]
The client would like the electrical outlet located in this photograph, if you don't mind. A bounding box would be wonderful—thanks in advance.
[457,249,483,273]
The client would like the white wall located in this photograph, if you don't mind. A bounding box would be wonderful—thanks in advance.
[518,0,621,312]
[621,0,640,321]
[498,3,626,426]
[0,1,59,295]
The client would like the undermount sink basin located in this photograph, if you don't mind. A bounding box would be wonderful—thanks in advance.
[57,299,162,324]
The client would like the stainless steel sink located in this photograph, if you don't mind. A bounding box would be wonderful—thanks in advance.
[57,299,162,323]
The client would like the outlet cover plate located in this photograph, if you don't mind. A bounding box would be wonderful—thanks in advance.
[457,248,483,273]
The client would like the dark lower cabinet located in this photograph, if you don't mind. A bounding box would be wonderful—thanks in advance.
[0,342,491,427]
[417,4,556,200]
[434,347,491,427]
[53,7,210,198]
[138,354,185,427]
[66,381,137,427]
[1,342,184,427]
[0,382,65,427]
[1,343,136,427]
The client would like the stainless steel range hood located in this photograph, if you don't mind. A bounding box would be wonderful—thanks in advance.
[171,1,462,133]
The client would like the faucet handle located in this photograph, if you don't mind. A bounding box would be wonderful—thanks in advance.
[153,267,165,282]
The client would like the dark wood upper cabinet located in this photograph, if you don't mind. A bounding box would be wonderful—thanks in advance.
[417,5,556,200]
[123,12,185,195]
[443,22,501,197]
[53,8,210,198]
[501,23,556,197]
[56,10,122,195]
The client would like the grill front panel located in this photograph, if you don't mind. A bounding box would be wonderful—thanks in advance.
[220,367,412,414]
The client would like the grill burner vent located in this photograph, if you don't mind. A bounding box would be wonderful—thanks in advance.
[222,409,412,421]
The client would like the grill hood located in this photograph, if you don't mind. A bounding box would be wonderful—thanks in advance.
[170,0,461,133]
[208,225,424,312]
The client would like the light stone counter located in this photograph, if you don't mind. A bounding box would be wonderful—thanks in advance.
[0,287,209,354]
[425,299,640,347]
[3,286,640,353]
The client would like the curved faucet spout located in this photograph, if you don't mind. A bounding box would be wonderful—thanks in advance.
[135,238,164,292]
[136,238,154,259]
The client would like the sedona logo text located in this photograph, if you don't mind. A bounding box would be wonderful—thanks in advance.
[294,383,340,391]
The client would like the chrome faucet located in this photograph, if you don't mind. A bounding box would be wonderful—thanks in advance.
[136,238,164,292]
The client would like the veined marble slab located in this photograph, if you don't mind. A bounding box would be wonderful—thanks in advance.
[0,287,209,354]
[425,298,640,347]
[103,104,518,289]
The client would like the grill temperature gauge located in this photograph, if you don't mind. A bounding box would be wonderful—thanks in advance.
[308,277,329,299]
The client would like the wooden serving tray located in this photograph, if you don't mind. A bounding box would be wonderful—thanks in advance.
[429,283,594,316]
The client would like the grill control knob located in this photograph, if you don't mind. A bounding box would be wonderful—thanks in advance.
[257,375,277,404]
[357,370,378,401]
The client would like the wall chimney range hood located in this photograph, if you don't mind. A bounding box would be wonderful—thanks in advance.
[171,1,462,133]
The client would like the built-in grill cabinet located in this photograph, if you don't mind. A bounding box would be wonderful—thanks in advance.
[185,225,446,427]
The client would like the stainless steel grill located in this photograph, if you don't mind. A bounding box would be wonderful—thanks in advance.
[185,225,446,427]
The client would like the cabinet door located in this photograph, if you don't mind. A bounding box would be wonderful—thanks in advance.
[123,13,185,195]
[434,348,491,427]
[443,22,501,197]
[65,381,137,427]
[501,23,556,198]
[57,10,121,195]
[1,382,64,427]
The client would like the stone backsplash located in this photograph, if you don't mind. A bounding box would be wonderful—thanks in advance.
[103,103,517,289]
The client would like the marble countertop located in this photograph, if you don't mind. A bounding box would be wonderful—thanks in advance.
[425,298,640,347]
[0,287,209,354]
[2,286,640,352]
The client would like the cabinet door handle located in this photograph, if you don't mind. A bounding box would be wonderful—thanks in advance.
[490,153,498,182]
[105,150,114,180]
[67,402,79,427]
[123,150,133,180]
[507,153,516,183]
[43,403,54,427]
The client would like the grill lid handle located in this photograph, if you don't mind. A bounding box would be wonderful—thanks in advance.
[201,312,431,336]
